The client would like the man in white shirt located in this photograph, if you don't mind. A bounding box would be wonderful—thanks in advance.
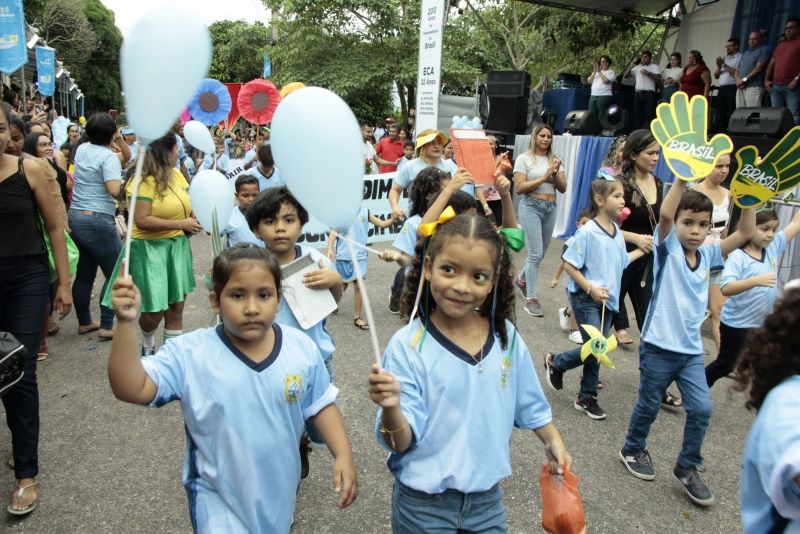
[624,50,662,129]
[715,38,741,132]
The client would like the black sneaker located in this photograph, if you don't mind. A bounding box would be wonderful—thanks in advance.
[619,448,655,480]
[674,464,714,507]
[573,397,607,420]
[544,353,563,390]
[299,442,310,479]
[389,296,401,315]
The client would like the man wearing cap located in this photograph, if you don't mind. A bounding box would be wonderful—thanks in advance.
[389,128,475,220]
[121,127,138,164]
[373,123,404,173]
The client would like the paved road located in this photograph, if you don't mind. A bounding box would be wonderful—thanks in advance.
[2,233,750,533]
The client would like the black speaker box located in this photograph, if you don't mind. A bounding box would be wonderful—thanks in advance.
[487,70,531,98]
[728,107,794,138]
[486,96,528,134]
[564,110,600,135]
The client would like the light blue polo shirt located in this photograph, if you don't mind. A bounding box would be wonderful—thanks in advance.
[391,215,422,257]
[395,157,474,196]
[335,208,370,261]
[223,207,263,248]
[70,143,122,215]
[641,225,723,354]
[244,165,284,191]
[721,231,787,329]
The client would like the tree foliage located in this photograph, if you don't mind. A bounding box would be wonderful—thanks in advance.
[32,0,97,72]
[76,0,122,114]
[208,20,272,82]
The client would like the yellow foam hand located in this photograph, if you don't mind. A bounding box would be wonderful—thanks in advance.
[579,324,617,369]
[731,127,800,208]
[651,92,733,181]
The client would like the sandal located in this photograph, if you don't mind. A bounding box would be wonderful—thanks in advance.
[661,391,683,411]
[7,453,13,470]
[78,321,100,335]
[7,480,38,516]
[98,328,114,341]
[36,352,48,362]
[353,318,370,331]
[46,320,60,336]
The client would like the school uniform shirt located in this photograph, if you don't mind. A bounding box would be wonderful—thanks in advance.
[127,168,191,241]
[203,153,230,173]
[720,231,787,329]
[142,324,338,533]
[375,319,552,494]
[335,207,370,261]
[740,375,800,533]
[274,245,336,362]
[391,215,422,257]
[641,225,723,355]
[394,157,455,190]
[223,207,264,248]
[562,220,629,312]
[243,165,284,191]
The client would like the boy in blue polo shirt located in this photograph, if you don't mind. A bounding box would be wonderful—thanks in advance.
[223,175,263,248]
[619,179,755,507]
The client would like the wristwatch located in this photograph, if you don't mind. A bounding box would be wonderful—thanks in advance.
[742,76,749,83]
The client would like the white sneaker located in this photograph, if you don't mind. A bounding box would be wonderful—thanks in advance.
[558,307,570,331]
[568,330,583,344]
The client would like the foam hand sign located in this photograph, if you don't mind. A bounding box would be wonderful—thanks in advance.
[731,127,800,208]
[579,325,616,369]
[651,92,733,181]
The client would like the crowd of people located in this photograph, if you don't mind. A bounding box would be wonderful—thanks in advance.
[587,19,799,132]
[1,41,799,531]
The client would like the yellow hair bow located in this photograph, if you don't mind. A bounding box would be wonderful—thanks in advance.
[418,206,456,237]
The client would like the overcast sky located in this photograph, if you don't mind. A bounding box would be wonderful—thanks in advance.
[101,0,270,37]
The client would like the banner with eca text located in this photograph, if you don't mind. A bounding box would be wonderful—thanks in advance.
[0,0,27,75]
[415,0,446,133]
[222,164,409,248]
[35,46,55,96]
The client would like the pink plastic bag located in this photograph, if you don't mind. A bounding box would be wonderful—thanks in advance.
[540,464,587,534]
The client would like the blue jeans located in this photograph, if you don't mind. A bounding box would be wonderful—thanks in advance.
[518,196,557,299]
[0,256,49,479]
[623,341,712,469]
[68,209,122,330]
[771,84,800,125]
[553,291,612,401]
[391,480,507,534]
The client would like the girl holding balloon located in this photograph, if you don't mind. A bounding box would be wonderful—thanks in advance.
[102,133,201,356]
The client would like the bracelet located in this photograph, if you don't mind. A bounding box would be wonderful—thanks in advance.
[585,285,593,296]
[380,423,408,450]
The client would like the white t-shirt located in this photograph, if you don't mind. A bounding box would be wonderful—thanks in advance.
[662,67,683,86]
[364,141,378,174]
[513,152,560,196]
[719,52,741,87]
[632,63,661,91]
[591,69,615,96]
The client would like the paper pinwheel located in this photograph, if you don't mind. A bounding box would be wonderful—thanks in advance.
[188,78,232,126]
[651,92,733,181]
[730,126,800,208]
[579,324,617,369]
[238,79,281,125]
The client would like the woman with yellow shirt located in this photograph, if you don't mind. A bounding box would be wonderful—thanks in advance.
[103,133,201,356]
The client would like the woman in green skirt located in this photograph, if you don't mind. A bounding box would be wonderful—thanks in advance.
[103,133,202,356]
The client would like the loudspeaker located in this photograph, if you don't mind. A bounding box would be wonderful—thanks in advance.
[487,70,531,98]
[564,110,600,135]
[728,107,794,138]
[486,96,528,134]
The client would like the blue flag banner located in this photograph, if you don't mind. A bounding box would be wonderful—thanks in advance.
[0,0,27,75]
[262,51,271,79]
[35,46,55,96]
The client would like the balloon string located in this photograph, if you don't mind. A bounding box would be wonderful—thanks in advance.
[330,230,382,257]
[123,149,146,277]
[344,237,381,367]
[600,299,606,335]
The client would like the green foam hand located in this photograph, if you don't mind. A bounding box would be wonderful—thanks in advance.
[731,127,800,208]
[651,92,733,181]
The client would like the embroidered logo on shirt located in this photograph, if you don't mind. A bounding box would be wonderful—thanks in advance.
[284,374,302,403]
[500,356,512,388]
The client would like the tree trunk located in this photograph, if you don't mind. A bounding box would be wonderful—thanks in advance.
[395,80,407,124]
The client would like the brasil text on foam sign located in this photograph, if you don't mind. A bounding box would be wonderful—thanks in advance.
[730,126,800,208]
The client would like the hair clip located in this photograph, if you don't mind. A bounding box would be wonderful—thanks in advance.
[418,206,456,237]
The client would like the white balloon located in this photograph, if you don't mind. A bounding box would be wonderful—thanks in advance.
[270,87,363,229]
[183,120,215,154]
[121,7,211,144]
[189,170,235,233]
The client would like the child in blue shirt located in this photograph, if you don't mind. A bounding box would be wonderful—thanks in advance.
[223,175,263,248]
[243,144,284,191]
[107,244,356,532]
[246,187,344,475]
[707,207,800,388]
[368,214,572,533]
[735,282,800,533]
[620,179,755,508]
[326,207,393,330]
[544,179,646,420]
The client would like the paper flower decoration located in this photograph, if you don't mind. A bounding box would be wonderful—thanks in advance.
[579,325,617,369]
[188,78,232,126]
[180,107,191,125]
[238,79,281,125]
[280,81,305,98]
